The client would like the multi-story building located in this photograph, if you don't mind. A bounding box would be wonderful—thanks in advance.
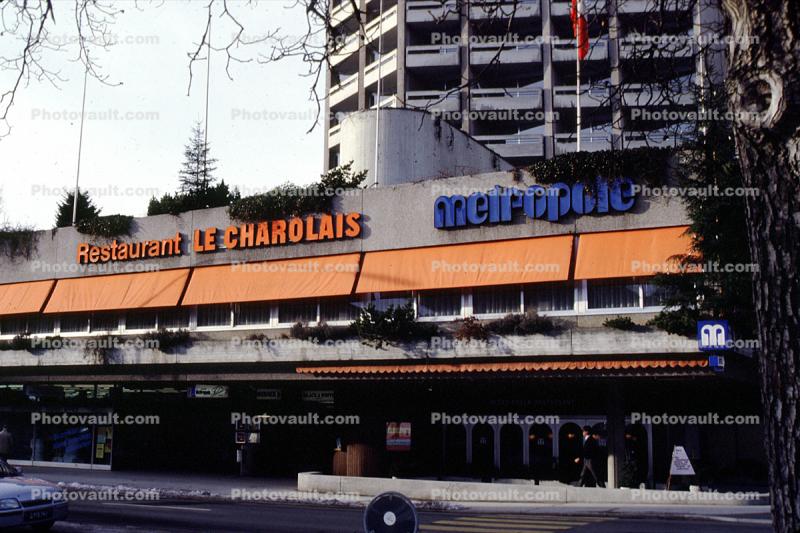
[324,0,722,169]
[0,169,764,489]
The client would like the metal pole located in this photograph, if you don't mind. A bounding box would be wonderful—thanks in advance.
[72,66,89,226]
[575,0,582,153]
[204,19,212,189]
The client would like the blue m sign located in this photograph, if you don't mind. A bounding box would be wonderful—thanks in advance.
[698,320,731,351]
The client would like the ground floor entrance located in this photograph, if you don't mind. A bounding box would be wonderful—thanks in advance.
[0,375,767,489]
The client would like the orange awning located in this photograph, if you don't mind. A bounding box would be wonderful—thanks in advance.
[44,269,190,314]
[297,358,709,375]
[355,236,573,293]
[574,226,693,280]
[181,253,362,306]
[0,280,55,316]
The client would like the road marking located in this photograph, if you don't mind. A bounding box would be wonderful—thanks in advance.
[450,516,587,527]
[101,502,211,512]
[421,525,557,533]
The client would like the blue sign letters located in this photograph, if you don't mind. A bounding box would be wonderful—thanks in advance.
[434,179,636,229]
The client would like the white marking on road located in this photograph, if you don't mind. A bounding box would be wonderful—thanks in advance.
[102,502,212,512]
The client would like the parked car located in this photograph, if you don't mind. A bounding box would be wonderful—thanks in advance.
[0,459,68,531]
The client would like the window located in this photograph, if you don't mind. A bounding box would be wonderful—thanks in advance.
[587,278,640,309]
[90,313,119,332]
[60,315,89,333]
[235,302,271,326]
[278,300,317,324]
[418,290,461,317]
[126,311,157,330]
[1,317,28,335]
[370,292,412,312]
[197,304,231,327]
[525,282,574,312]
[473,286,521,315]
[320,298,362,322]
[159,309,190,329]
[643,281,672,307]
[27,316,54,335]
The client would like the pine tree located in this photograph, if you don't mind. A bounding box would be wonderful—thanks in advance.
[178,122,218,194]
[55,189,100,227]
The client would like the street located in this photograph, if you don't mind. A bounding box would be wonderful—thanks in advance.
[30,499,772,533]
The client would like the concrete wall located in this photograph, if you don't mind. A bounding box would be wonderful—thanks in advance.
[0,326,700,370]
[338,108,513,186]
[0,169,689,284]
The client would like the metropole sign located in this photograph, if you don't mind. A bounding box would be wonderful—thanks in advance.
[433,179,637,229]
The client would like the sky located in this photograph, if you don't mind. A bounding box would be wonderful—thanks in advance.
[0,0,325,230]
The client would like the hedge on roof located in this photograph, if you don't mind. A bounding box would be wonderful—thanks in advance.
[228,161,366,223]
[527,147,674,187]
[76,214,134,238]
[0,225,38,260]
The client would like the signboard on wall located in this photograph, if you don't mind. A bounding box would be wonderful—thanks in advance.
[386,422,412,452]
[434,180,636,229]
[188,384,229,399]
[302,390,334,405]
[76,212,363,265]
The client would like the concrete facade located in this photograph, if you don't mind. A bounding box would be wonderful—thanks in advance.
[0,169,687,284]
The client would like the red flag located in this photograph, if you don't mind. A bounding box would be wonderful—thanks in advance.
[570,0,590,60]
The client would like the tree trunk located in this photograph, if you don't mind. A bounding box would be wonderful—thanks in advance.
[720,1,800,531]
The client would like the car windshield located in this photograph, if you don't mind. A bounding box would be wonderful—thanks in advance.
[0,459,17,477]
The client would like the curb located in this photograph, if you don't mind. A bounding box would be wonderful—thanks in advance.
[53,482,772,525]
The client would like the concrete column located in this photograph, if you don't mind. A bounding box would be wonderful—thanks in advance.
[458,0,472,134]
[606,385,626,488]
[645,423,654,488]
[493,424,501,470]
[522,424,531,467]
[465,423,473,464]
[395,0,407,105]
[608,0,624,149]
[552,422,560,461]
[541,0,555,158]
[357,0,368,110]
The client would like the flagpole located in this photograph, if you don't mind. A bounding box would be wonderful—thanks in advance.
[72,64,89,226]
[575,0,582,153]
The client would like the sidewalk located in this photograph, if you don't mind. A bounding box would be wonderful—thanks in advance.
[20,466,773,525]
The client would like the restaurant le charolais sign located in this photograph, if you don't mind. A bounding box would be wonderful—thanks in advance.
[75,212,362,265]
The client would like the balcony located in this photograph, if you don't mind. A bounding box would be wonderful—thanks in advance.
[330,6,398,67]
[406,0,459,24]
[407,90,461,113]
[618,0,693,14]
[620,34,694,59]
[471,87,543,111]
[551,37,608,61]
[550,0,605,16]
[331,0,357,28]
[474,134,545,158]
[470,42,542,65]
[329,71,359,107]
[553,85,610,108]
[364,49,398,88]
[622,83,695,106]
[328,123,342,147]
[370,95,400,109]
[330,32,360,67]
[623,130,687,148]
[469,0,540,19]
[364,5,398,45]
[406,44,460,68]
[554,133,612,154]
